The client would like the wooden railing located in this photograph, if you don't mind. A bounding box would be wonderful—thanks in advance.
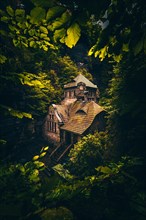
[57,144,73,162]
[49,144,61,157]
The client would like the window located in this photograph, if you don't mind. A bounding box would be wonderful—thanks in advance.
[48,121,57,133]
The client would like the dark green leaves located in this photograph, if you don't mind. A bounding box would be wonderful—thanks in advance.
[31,0,56,8]
[46,6,66,21]
[134,37,144,56]
[6,6,14,16]
[30,7,46,24]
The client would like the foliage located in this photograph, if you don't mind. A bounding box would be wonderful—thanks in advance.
[39,206,74,220]
[88,0,146,61]
[53,164,75,181]
[0,147,48,219]
[47,156,146,220]
[100,52,146,157]
[0,1,146,220]
[1,0,145,64]
[66,132,109,178]
[0,3,80,51]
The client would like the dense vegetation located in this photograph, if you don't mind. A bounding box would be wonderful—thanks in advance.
[0,0,146,219]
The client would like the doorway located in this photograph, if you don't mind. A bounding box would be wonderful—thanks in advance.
[65,131,71,145]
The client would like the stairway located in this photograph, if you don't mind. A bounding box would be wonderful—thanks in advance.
[41,143,73,177]
[49,143,73,165]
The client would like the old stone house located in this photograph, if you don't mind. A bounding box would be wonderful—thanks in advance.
[43,74,106,163]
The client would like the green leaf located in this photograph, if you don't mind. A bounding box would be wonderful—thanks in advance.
[40,26,48,34]
[32,155,40,161]
[0,30,7,36]
[8,24,16,32]
[113,54,122,62]
[0,55,7,64]
[13,39,19,47]
[122,43,129,52]
[6,6,14,16]
[42,45,48,51]
[39,152,47,158]
[29,169,39,182]
[65,22,81,48]
[1,16,10,22]
[53,28,66,42]
[40,33,47,38]
[1,104,32,119]
[33,161,44,168]
[8,108,32,119]
[15,9,25,17]
[23,112,32,118]
[96,166,112,174]
[51,11,71,31]
[88,44,98,56]
[46,6,65,21]
[44,146,49,151]
[28,29,35,36]
[30,7,46,24]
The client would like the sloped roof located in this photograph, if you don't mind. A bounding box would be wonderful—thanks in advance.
[64,74,97,89]
[60,101,104,135]
[52,104,69,123]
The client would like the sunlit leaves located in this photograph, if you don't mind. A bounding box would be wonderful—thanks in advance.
[40,152,47,158]
[113,54,122,63]
[65,22,81,48]
[88,45,109,61]
[87,0,146,61]
[40,26,48,34]
[53,164,74,180]
[0,105,32,119]
[33,161,45,169]
[19,73,45,88]
[29,40,35,47]
[33,155,40,161]
[29,169,39,182]
[53,28,66,43]
[0,4,79,51]
[96,165,112,174]
[44,146,49,151]
[0,150,47,214]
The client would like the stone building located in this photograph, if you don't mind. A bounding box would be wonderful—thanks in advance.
[43,74,106,163]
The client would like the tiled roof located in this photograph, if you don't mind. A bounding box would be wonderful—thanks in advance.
[60,101,104,134]
[52,104,69,123]
[64,74,97,89]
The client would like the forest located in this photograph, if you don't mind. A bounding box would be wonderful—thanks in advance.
[0,0,146,219]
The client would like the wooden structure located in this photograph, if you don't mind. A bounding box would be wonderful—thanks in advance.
[43,74,105,164]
